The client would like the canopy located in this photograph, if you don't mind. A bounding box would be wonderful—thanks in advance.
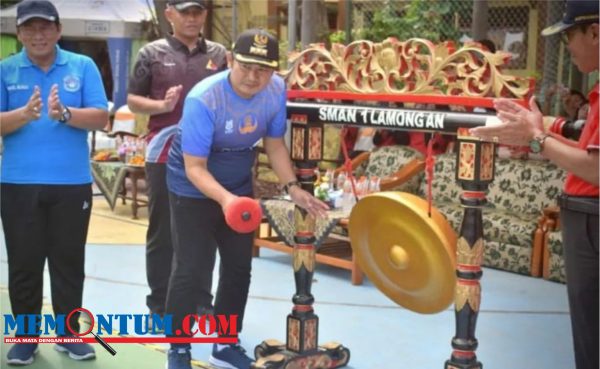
[0,0,154,39]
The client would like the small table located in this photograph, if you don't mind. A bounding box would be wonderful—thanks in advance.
[254,199,363,284]
[91,161,147,219]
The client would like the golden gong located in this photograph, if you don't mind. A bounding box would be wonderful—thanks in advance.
[349,192,457,314]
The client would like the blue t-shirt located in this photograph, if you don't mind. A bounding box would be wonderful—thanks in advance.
[0,46,108,184]
[167,70,287,198]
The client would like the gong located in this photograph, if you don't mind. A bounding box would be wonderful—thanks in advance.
[348,192,457,314]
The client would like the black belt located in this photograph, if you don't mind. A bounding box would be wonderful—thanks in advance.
[558,194,599,215]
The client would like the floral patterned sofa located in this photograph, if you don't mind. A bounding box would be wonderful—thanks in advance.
[412,153,566,276]
[543,229,565,283]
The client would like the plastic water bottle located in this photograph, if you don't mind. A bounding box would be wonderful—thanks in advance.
[342,178,356,213]
[336,171,347,191]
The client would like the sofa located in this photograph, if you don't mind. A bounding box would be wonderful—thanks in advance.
[254,142,567,281]
[412,153,566,276]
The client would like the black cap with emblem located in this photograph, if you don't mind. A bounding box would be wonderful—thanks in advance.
[233,28,279,69]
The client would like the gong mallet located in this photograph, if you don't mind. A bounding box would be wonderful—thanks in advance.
[225,197,263,234]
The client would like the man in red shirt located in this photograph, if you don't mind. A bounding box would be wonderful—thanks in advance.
[470,2,598,368]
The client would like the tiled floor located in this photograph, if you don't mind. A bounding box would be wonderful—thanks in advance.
[0,241,574,369]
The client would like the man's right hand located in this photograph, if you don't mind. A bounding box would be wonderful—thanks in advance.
[161,85,183,113]
[21,86,42,122]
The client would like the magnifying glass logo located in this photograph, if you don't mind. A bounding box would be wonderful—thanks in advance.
[66,308,116,356]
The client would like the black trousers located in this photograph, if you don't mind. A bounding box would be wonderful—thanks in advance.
[166,192,254,346]
[1,184,92,335]
[145,162,174,315]
[560,203,599,369]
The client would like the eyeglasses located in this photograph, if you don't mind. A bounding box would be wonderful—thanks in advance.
[560,24,589,45]
[18,23,57,37]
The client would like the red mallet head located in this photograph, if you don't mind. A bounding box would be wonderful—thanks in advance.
[225,197,263,233]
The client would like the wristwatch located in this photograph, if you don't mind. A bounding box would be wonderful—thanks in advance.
[283,180,301,194]
[529,134,549,154]
[58,106,72,123]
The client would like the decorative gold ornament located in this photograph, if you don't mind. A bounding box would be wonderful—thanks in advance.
[293,247,315,273]
[455,281,481,312]
[283,38,531,99]
[456,238,484,267]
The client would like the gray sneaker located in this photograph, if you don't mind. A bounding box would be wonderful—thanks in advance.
[54,341,96,360]
[7,343,38,366]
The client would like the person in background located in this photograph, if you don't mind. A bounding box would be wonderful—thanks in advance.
[127,0,227,324]
[0,0,108,365]
[470,2,598,368]
[164,29,328,369]
[543,84,588,121]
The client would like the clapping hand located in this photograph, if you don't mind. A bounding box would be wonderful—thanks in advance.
[469,96,544,146]
[22,86,42,122]
[162,85,183,113]
[47,84,64,121]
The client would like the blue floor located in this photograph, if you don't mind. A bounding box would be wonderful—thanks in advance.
[0,243,574,369]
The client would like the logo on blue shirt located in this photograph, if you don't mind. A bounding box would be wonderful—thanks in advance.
[63,75,81,92]
[225,119,234,134]
[239,115,257,134]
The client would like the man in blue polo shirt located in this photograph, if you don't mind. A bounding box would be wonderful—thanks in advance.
[0,0,108,365]
[165,29,328,369]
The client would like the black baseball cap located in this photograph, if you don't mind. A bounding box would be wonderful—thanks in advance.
[233,28,279,69]
[167,0,207,11]
[16,0,60,26]
[541,0,599,36]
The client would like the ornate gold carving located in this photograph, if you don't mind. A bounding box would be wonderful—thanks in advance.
[287,317,300,352]
[456,237,484,267]
[291,127,305,160]
[458,142,476,180]
[294,207,316,233]
[455,281,481,312]
[293,248,315,272]
[303,318,317,351]
[480,143,495,181]
[286,354,333,369]
[283,38,531,99]
[308,127,322,160]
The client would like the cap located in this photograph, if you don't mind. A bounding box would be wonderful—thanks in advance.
[16,0,60,27]
[541,0,599,36]
[167,0,207,11]
[233,28,279,69]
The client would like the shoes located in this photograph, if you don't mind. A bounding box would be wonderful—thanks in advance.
[166,347,192,369]
[54,341,96,360]
[6,343,38,366]
[209,343,254,369]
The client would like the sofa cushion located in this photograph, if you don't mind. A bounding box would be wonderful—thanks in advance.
[363,145,424,193]
[482,209,537,246]
[416,153,462,203]
[487,158,566,217]
[484,240,533,275]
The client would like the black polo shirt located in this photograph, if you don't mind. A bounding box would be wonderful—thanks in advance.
[128,34,227,138]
